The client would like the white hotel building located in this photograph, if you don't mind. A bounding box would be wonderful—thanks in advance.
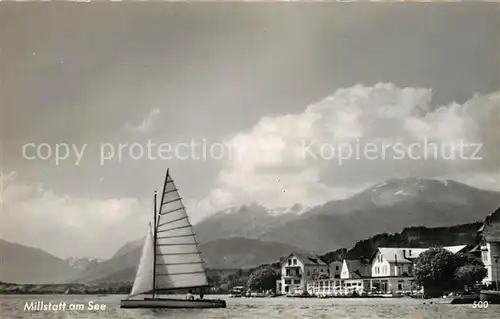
[276,253,328,295]
[279,246,467,296]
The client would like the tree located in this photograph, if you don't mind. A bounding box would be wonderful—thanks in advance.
[413,248,457,295]
[454,264,487,290]
[208,273,221,286]
[413,248,486,296]
[455,252,484,267]
[454,253,487,289]
[246,266,280,292]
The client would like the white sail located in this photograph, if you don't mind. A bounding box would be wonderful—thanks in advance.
[130,222,155,297]
[154,172,208,290]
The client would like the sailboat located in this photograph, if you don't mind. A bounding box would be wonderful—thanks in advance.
[120,169,226,309]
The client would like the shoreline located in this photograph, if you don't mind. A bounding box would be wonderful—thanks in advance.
[0,282,226,295]
[0,282,131,295]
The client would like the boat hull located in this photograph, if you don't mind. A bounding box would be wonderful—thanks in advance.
[120,298,226,309]
[479,290,500,304]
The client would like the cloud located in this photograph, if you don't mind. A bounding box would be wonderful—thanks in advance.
[1,171,151,259]
[191,83,500,215]
[3,84,499,257]
[125,108,161,134]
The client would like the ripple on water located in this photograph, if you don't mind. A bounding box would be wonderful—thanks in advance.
[1,295,499,319]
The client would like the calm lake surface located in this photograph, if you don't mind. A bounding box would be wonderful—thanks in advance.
[1,295,499,319]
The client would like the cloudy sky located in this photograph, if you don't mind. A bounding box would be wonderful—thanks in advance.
[1,3,499,259]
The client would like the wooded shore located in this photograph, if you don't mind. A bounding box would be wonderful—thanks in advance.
[0,282,132,294]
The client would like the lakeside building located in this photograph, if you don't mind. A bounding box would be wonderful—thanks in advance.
[367,247,420,294]
[292,245,468,296]
[341,259,371,279]
[308,259,371,296]
[329,260,342,279]
[276,252,328,294]
[478,206,500,287]
[369,245,466,294]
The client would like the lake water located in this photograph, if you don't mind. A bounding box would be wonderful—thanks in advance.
[0,295,498,319]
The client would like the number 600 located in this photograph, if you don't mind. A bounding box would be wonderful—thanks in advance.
[472,301,489,308]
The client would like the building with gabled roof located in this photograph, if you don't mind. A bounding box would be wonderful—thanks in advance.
[478,205,500,287]
[276,252,328,295]
[340,259,371,279]
[360,245,467,294]
[370,245,467,278]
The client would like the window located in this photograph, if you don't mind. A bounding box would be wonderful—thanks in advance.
[320,268,324,273]
[285,279,291,284]
[293,259,297,265]
[336,266,340,271]
[307,270,310,276]
[294,280,301,284]
[288,259,292,266]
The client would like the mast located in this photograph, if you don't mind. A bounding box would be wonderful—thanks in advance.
[154,168,170,292]
[152,190,158,298]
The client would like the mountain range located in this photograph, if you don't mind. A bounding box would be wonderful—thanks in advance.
[1,178,499,285]
[65,237,302,284]
[195,178,500,252]
[0,239,77,284]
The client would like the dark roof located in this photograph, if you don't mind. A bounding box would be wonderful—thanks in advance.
[344,260,371,278]
[282,252,327,266]
[479,205,500,242]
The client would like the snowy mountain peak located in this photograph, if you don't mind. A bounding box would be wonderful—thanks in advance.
[373,178,456,193]
[65,257,104,271]
[368,178,470,207]
[268,204,310,216]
